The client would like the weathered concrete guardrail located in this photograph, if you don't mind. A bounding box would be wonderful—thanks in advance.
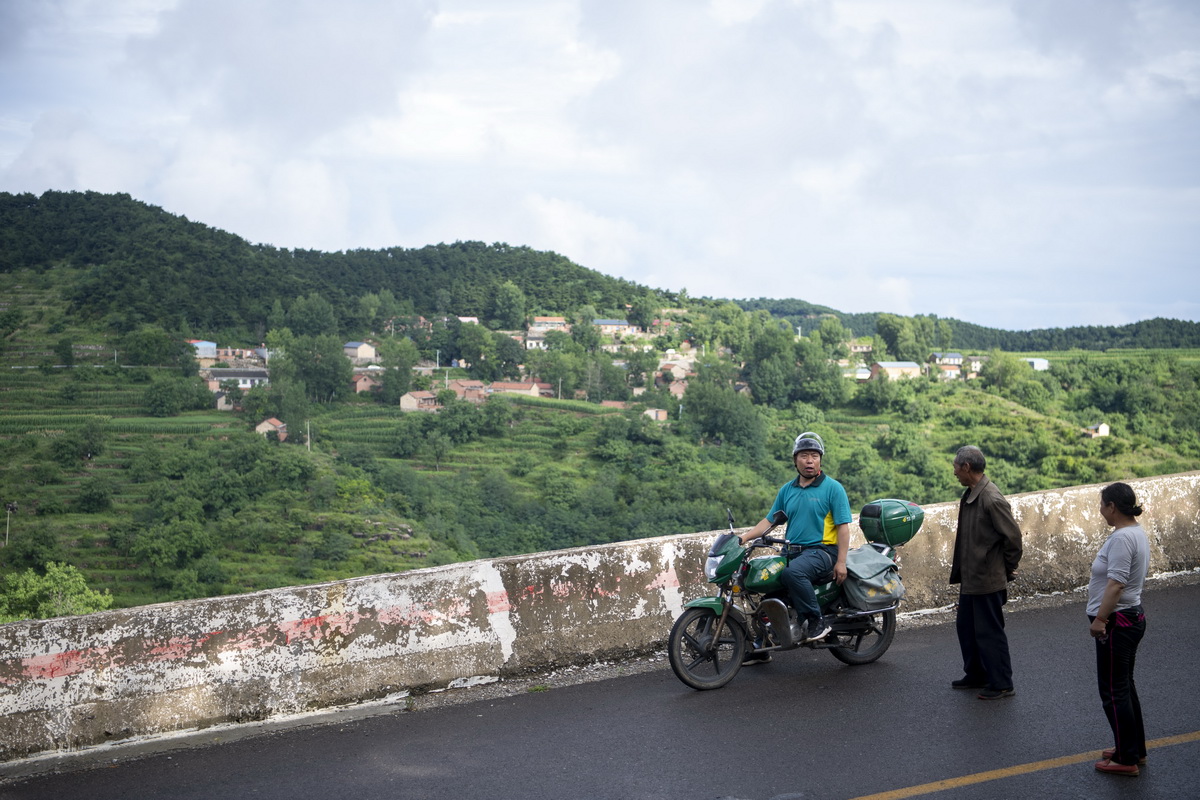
[2,472,1198,761]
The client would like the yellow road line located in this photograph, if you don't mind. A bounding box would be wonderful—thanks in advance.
[849,730,1200,800]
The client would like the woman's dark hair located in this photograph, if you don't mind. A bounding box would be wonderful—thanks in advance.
[1101,482,1143,517]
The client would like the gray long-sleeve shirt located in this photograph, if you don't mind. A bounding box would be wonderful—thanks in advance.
[949,475,1023,595]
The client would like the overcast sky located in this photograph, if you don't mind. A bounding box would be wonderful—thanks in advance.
[2,0,1198,331]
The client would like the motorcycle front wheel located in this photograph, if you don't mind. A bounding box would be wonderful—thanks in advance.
[828,608,896,665]
[668,607,746,690]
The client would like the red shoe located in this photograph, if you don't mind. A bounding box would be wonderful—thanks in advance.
[1095,758,1140,777]
[1101,748,1146,765]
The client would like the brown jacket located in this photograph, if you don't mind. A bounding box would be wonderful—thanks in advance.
[949,475,1023,595]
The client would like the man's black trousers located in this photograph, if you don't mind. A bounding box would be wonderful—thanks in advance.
[956,589,1013,691]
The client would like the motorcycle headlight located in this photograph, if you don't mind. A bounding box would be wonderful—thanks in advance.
[705,555,724,581]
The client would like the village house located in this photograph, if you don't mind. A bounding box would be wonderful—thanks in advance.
[593,319,635,337]
[188,339,218,360]
[530,316,570,331]
[964,354,989,379]
[445,379,487,403]
[399,390,442,412]
[351,372,382,394]
[643,408,670,422]
[489,381,540,398]
[254,417,287,442]
[1023,357,1050,371]
[1086,423,1111,438]
[203,368,270,393]
[935,364,963,381]
[869,361,923,381]
[658,362,690,381]
[844,366,873,382]
[664,378,688,398]
[188,339,218,367]
[930,352,964,366]
[524,330,549,350]
[214,347,265,366]
[343,341,377,364]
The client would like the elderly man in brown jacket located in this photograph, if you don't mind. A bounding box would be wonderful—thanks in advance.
[950,445,1023,700]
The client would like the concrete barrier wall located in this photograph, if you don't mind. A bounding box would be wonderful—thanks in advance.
[2,472,1198,761]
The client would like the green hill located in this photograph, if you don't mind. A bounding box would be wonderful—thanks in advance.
[2,190,1198,619]
[0,190,665,343]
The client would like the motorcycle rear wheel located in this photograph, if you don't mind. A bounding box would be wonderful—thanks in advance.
[828,608,896,665]
[668,607,746,690]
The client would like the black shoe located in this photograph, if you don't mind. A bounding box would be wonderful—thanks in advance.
[804,618,832,642]
[951,677,987,690]
[977,687,1015,700]
[742,651,772,666]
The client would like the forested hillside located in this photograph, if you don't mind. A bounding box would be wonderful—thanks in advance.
[0,191,665,343]
[1,189,1198,621]
[735,298,1200,351]
[5,190,1199,350]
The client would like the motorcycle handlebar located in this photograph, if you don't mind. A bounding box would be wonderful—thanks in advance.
[749,534,790,549]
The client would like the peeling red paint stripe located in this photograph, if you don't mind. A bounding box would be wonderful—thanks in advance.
[645,567,680,591]
[21,647,114,679]
[6,594,509,681]
[486,591,512,614]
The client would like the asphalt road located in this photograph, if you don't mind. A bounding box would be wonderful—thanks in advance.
[4,578,1199,800]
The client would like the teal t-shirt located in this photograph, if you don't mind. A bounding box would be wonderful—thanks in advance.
[769,472,852,547]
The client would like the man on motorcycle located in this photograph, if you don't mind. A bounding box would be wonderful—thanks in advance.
[739,432,851,648]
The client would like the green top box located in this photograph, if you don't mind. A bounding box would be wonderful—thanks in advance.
[858,498,924,546]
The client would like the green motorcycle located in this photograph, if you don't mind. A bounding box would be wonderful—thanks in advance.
[668,501,922,690]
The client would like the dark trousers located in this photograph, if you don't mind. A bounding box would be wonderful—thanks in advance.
[956,589,1013,691]
[1093,606,1147,766]
[781,545,836,622]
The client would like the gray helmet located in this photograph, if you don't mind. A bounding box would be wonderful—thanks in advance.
[792,431,825,457]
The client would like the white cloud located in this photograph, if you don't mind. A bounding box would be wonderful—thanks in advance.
[1,0,1198,330]
[525,194,641,270]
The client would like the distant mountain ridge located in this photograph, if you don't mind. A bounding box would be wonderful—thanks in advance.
[0,190,656,340]
[733,299,1200,351]
[2,190,1197,350]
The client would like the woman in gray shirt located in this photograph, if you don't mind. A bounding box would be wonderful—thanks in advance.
[1088,482,1150,777]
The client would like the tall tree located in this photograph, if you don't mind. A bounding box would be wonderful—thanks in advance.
[493,333,525,380]
[571,319,601,353]
[457,322,496,377]
[814,317,851,360]
[627,295,658,331]
[291,334,353,403]
[286,293,339,338]
[491,281,527,329]
[378,337,420,404]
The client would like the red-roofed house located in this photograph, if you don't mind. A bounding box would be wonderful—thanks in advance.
[255,417,288,441]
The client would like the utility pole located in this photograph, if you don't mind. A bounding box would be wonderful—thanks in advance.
[4,502,16,547]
